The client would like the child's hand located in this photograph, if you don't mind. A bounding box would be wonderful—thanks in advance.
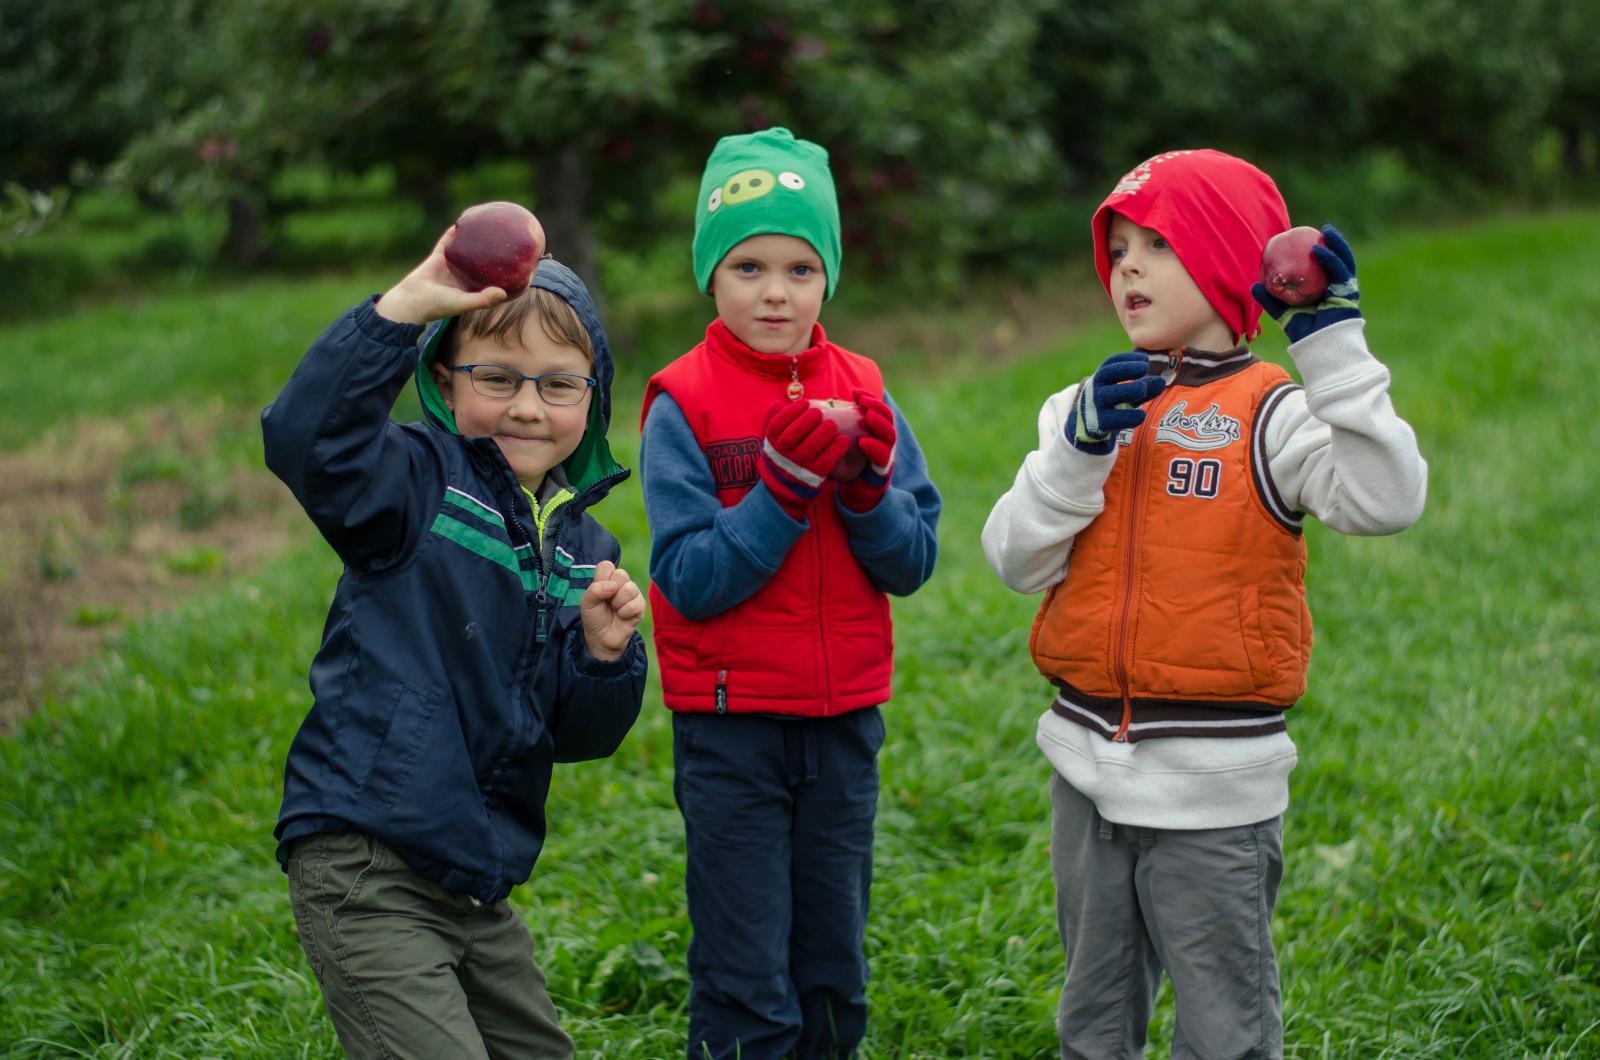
[579,560,645,662]
[374,228,513,325]
[1251,224,1362,344]
[838,389,897,512]
[758,399,851,519]
[1065,352,1167,455]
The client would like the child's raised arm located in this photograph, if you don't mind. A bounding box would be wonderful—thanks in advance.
[1251,226,1428,535]
[262,230,505,569]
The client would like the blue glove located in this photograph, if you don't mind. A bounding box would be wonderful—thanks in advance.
[1252,224,1362,344]
[1064,351,1167,455]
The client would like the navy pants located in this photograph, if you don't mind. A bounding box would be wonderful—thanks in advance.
[673,707,885,1060]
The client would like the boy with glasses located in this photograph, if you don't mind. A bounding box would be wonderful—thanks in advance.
[264,228,647,1060]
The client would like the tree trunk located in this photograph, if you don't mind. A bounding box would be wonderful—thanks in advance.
[1564,124,1595,177]
[535,146,600,302]
[399,159,453,233]
[220,194,266,268]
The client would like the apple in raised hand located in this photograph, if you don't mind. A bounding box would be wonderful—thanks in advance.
[810,398,869,482]
[443,202,546,298]
[1260,226,1329,306]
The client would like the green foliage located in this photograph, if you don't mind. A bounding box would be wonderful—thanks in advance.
[0,0,159,186]
[1,210,1598,1055]
[162,545,224,575]
[33,545,79,584]
[0,183,69,246]
[71,603,126,628]
[8,0,1599,297]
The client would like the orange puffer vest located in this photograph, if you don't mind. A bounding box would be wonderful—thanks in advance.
[1030,352,1311,742]
[642,320,892,716]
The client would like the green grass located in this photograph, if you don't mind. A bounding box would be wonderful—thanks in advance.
[3,211,1599,1057]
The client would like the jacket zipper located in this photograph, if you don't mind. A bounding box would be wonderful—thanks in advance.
[1111,350,1181,742]
[518,469,627,645]
[714,368,800,716]
[502,502,548,643]
[528,470,627,643]
[534,507,569,645]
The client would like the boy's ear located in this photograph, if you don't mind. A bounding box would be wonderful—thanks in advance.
[430,362,455,410]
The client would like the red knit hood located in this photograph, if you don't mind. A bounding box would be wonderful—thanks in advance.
[1092,149,1290,343]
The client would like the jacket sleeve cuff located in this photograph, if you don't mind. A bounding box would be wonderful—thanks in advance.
[571,632,644,678]
[353,295,428,347]
[1286,317,1375,388]
[730,484,811,560]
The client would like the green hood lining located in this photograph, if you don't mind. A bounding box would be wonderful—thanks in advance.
[415,316,622,496]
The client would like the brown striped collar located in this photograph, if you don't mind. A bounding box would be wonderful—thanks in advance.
[1146,345,1256,387]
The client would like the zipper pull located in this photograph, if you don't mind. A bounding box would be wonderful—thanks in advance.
[715,669,728,713]
[786,357,803,400]
[535,590,550,644]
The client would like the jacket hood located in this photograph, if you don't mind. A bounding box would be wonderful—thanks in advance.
[415,258,624,495]
[1091,149,1289,344]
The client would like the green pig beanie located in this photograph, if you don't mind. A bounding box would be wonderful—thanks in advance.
[692,127,842,300]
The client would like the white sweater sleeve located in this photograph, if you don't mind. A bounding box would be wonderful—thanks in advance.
[1263,318,1428,535]
[981,384,1119,594]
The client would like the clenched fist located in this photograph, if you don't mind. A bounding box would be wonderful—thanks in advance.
[580,560,645,661]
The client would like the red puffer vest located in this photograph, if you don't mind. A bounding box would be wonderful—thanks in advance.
[642,319,892,716]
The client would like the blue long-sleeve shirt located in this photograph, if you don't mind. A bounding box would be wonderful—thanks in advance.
[641,391,940,621]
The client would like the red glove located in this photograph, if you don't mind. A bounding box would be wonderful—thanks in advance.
[837,389,897,513]
[758,399,850,519]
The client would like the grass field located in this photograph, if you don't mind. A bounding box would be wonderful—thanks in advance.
[2,211,1598,1057]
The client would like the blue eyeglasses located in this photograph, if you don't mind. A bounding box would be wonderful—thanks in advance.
[453,365,597,406]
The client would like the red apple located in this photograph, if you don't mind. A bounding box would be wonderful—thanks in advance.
[810,398,869,482]
[443,202,546,298]
[1260,226,1329,306]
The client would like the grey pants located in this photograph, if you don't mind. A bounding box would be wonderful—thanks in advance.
[1049,774,1284,1060]
[286,832,574,1060]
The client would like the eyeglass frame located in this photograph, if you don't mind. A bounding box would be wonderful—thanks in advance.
[451,364,598,406]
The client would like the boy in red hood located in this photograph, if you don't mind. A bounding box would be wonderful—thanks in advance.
[983,150,1427,1057]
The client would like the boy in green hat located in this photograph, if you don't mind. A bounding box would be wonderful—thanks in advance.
[638,127,942,1058]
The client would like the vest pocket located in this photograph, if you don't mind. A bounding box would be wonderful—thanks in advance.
[1238,585,1275,688]
[693,612,728,670]
[1028,584,1061,660]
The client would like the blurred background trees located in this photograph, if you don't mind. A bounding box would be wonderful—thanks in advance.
[2,0,1595,313]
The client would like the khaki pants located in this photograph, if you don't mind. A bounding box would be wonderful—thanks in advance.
[287,832,573,1060]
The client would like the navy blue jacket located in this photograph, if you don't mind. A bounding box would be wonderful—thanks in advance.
[263,261,646,904]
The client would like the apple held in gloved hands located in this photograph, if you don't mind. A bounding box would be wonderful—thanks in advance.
[1252,224,1362,344]
[834,389,899,513]
[1260,226,1331,306]
[758,399,851,519]
[443,202,546,298]
[809,399,869,481]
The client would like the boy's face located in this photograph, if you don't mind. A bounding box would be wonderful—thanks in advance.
[711,234,826,356]
[1106,213,1235,353]
[432,320,593,487]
